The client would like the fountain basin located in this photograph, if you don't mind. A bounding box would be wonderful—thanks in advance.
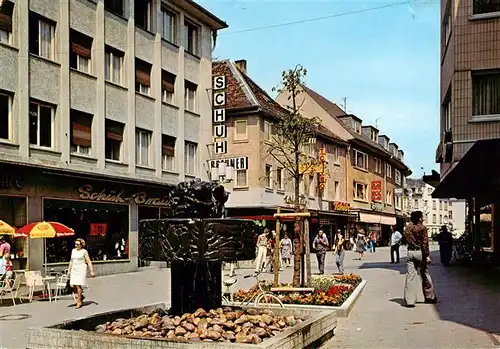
[26,303,336,349]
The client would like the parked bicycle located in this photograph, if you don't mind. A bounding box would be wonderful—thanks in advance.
[222,272,284,308]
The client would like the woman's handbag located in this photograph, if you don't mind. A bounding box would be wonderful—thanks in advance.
[65,278,73,295]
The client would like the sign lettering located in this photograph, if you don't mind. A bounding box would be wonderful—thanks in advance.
[213,124,227,138]
[214,141,227,154]
[371,202,384,211]
[210,157,248,170]
[371,180,382,202]
[212,75,227,155]
[283,195,306,206]
[330,201,351,212]
[78,184,169,207]
[0,176,22,190]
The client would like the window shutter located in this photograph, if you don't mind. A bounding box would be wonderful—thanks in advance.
[71,112,92,147]
[162,135,175,156]
[162,71,175,93]
[136,60,151,86]
[70,30,92,58]
[0,2,13,32]
[71,43,91,58]
[106,121,124,142]
[107,130,123,142]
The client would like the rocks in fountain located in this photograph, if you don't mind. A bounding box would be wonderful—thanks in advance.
[95,307,304,344]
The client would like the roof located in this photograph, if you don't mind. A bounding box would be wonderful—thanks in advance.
[173,0,228,30]
[407,178,426,189]
[300,84,409,173]
[212,60,346,144]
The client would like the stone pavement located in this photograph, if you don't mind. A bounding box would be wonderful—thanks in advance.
[1,246,500,348]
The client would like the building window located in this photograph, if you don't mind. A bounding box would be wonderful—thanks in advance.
[386,163,392,178]
[444,201,448,210]
[162,135,175,171]
[70,110,92,155]
[443,7,451,46]
[29,101,54,148]
[162,70,176,104]
[374,158,382,174]
[0,1,13,45]
[414,199,418,208]
[184,20,199,55]
[236,169,248,187]
[309,175,316,197]
[161,7,176,43]
[135,59,151,95]
[334,180,340,201]
[473,72,500,116]
[29,13,56,61]
[449,210,453,219]
[443,96,451,131]
[105,0,124,16]
[395,170,401,185]
[265,165,272,189]
[0,92,12,141]
[135,0,152,32]
[386,190,393,206]
[433,200,437,210]
[70,30,92,74]
[395,195,402,209]
[353,181,367,201]
[264,120,274,140]
[370,130,378,142]
[354,121,361,134]
[473,0,500,14]
[184,81,197,112]
[234,120,248,141]
[105,47,124,85]
[439,214,443,224]
[353,149,368,170]
[276,167,283,190]
[184,141,197,175]
[424,200,428,208]
[135,129,151,166]
[105,119,124,161]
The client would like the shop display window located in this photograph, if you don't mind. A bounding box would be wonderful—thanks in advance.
[0,195,28,269]
[44,199,129,263]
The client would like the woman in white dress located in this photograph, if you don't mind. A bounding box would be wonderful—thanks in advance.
[67,238,95,309]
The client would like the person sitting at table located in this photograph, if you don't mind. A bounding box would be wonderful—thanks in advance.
[3,253,13,287]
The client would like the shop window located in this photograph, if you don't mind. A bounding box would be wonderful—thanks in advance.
[161,7,176,44]
[70,109,93,155]
[0,1,13,45]
[29,101,54,148]
[184,19,199,56]
[105,119,124,161]
[184,80,197,112]
[70,30,93,74]
[29,12,56,61]
[135,58,151,96]
[162,134,175,171]
[162,70,176,104]
[136,129,151,166]
[105,47,124,85]
[0,195,28,270]
[135,0,152,32]
[265,165,272,189]
[353,181,367,201]
[44,199,129,263]
[105,0,124,17]
[0,92,12,141]
[184,141,197,175]
[235,169,248,187]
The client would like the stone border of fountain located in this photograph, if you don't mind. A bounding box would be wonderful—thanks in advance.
[230,280,367,318]
[25,303,337,349]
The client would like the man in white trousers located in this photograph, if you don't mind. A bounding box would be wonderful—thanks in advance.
[254,229,269,274]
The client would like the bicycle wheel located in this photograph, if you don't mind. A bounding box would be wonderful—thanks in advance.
[254,293,284,308]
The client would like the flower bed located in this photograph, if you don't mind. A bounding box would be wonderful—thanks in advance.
[234,274,362,307]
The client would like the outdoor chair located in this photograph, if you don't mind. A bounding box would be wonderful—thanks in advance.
[25,271,47,302]
[0,273,22,306]
[54,274,69,301]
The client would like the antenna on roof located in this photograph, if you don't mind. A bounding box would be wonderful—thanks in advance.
[375,117,380,128]
[341,97,347,112]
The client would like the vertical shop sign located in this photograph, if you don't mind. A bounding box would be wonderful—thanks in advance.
[213,76,227,154]
[371,180,382,202]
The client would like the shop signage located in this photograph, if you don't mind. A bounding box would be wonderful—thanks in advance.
[0,175,22,190]
[299,147,327,193]
[90,223,108,237]
[78,184,169,207]
[283,195,306,206]
[371,180,382,202]
[395,188,403,197]
[209,157,248,170]
[213,75,227,154]
[330,201,351,212]
[371,202,384,211]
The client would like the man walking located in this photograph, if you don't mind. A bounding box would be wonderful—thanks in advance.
[313,230,328,275]
[403,211,438,307]
[334,230,345,274]
[390,226,402,264]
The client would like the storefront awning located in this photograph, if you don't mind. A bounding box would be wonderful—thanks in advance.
[359,213,396,225]
[432,138,500,200]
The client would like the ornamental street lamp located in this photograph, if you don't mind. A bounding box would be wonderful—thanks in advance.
[210,162,234,184]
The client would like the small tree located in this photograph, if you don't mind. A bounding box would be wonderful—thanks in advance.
[266,65,321,286]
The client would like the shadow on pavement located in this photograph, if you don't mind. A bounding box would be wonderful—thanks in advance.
[358,259,408,274]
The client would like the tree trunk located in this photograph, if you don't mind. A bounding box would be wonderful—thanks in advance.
[292,172,302,286]
[304,217,311,286]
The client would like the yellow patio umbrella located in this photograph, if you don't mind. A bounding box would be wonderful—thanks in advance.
[0,220,16,235]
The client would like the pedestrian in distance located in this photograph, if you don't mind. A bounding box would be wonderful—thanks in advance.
[403,211,438,307]
[437,225,453,266]
[67,238,95,309]
[254,228,268,274]
[313,230,328,275]
[334,230,345,275]
[390,226,403,264]
[355,229,367,260]
[280,233,292,267]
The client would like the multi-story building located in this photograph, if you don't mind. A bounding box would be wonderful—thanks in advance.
[431,0,500,256]
[407,178,466,236]
[276,85,412,245]
[0,0,226,274]
[211,59,358,246]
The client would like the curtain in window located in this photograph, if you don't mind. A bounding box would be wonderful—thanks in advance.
[39,21,53,59]
[473,73,500,116]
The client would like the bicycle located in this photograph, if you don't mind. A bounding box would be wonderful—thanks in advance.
[223,271,284,308]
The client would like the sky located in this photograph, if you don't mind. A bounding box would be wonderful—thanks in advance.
[199,0,441,178]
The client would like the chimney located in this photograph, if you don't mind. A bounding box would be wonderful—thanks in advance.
[234,59,247,74]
